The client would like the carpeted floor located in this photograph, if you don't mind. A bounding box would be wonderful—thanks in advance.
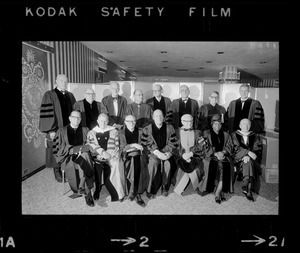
[22,167,279,215]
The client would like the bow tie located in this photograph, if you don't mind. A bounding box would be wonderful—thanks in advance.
[112,97,118,101]
[182,99,188,103]
[241,98,247,102]
[182,128,192,131]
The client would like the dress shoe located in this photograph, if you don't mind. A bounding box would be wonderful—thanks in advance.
[220,192,226,201]
[78,187,86,196]
[246,192,255,201]
[146,192,154,199]
[215,196,222,204]
[136,195,146,207]
[85,192,95,207]
[53,167,62,182]
[93,191,100,201]
[196,188,208,196]
[119,196,126,202]
[129,193,137,201]
[162,190,169,197]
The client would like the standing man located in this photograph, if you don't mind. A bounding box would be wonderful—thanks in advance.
[146,84,171,118]
[102,81,127,129]
[126,89,152,129]
[39,74,76,182]
[167,85,199,132]
[226,84,265,134]
[142,109,178,199]
[198,91,226,131]
[73,88,107,130]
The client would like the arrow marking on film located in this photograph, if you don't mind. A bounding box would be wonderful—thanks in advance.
[111,237,136,246]
[241,235,266,246]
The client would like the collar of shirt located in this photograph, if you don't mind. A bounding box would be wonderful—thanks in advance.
[112,96,118,101]
[181,98,189,103]
[241,98,248,103]
[57,88,66,94]
[155,96,162,102]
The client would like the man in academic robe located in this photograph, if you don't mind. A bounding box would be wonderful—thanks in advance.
[141,109,178,199]
[199,114,234,204]
[119,115,149,207]
[39,74,76,182]
[126,89,152,129]
[226,84,265,134]
[173,114,205,196]
[146,84,171,118]
[198,91,227,131]
[167,85,199,133]
[87,113,126,202]
[102,81,127,129]
[55,110,95,207]
[231,118,263,201]
[73,88,107,130]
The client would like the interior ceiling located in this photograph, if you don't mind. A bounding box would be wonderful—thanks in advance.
[82,41,279,80]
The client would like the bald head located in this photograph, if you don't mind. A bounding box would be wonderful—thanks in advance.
[239,118,251,132]
[153,109,164,127]
[180,85,190,99]
[56,74,68,91]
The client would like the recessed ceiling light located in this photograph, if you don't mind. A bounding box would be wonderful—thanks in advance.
[161,60,168,63]
[106,51,114,54]
[176,69,188,71]
[217,52,224,54]
[206,61,213,63]
[119,60,126,62]
[259,61,267,64]
[160,51,168,54]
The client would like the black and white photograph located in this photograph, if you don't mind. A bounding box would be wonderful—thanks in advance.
[21,41,279,215]
[0,0,290,252]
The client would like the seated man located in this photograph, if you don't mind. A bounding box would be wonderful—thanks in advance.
[231,118,262,201]
[141,109,178,198]
[199,114,234,204]
[173,114,205,196]
[55,110,95,207]
[87,113,125,202]
[119,115,149,207]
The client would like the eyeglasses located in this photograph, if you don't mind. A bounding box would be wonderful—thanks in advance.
[70,116,81,119]
[125,120,136,123]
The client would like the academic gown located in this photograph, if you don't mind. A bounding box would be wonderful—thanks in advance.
[199,129,234,193]
[55,125,94,193]
[73,99,107,129]
[226,98,265,134]
[173,129,205,195]
[198,103,227,131]
[39,89,76,167]
[141,122,179,194]
[166,98,199,130]
[231,130,263,193]
[119,127,149,195]
[87,125,125,201]
[146,96,171,118]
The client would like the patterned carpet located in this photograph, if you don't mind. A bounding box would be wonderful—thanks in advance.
[22,167,279,215]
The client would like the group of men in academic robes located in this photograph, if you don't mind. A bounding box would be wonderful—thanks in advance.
[39,75,265,207]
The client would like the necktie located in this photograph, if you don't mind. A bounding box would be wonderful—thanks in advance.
[137,104,141,117]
